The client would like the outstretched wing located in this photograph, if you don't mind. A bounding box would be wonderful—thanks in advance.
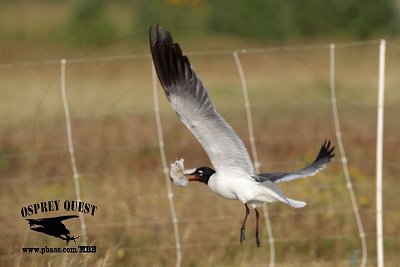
[150,26,255,175]
[257,140,335,183]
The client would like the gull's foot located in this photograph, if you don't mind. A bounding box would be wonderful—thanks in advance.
[240,227,246,245]
[256,230,261,248]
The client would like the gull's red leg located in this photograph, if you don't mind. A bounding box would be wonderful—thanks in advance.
[255,208,261,248]
[240,203,250,245]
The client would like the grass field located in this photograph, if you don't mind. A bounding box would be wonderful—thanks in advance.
[0,26,400,266]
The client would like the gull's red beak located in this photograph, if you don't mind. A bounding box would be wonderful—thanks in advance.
[187,175,199,181]
[184,169,198,181]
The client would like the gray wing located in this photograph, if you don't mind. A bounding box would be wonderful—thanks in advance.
[150,26,255,174]
[257,140,335,183]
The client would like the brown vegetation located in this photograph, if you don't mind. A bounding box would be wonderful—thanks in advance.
[0,41,399,266]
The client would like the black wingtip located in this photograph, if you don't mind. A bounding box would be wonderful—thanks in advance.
[149,25,173,89]
[317,139,335,162]
[149,25,157,45]
[149,25,174,49]
[149,25,190,96]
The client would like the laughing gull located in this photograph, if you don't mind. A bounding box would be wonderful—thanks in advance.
[149,25,335,247]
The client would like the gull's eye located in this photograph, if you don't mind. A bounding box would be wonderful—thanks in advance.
[198,170,203,176]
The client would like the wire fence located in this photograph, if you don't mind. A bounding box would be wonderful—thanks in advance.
[1,39,399,266]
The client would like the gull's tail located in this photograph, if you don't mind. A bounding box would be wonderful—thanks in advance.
[286,198,307,208]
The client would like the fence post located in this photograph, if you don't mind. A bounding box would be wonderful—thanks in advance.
[233,51,275,267]
[329,44,367,267]
[60,59,88,245]
[151,61,182,267]
[376,39,386,267]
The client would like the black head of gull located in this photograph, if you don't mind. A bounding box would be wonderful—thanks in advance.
[186,167,215,184]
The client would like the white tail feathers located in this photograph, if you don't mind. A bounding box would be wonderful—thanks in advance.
[287,198,307,208]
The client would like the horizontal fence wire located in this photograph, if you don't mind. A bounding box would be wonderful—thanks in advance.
[1,137,399,162]
[0,39,386,69]
[2,130,400,162]
[0,173,386,196]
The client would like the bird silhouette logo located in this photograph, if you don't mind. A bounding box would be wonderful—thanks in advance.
[26,215,80,244]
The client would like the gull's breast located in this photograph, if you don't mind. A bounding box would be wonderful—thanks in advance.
[207,172,259,202]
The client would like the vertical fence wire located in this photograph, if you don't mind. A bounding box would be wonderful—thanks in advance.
[329,45,367,267]
[376,39,386,267]
[60,59,87,245]
[233,51,275,267]
[151,62,182,267]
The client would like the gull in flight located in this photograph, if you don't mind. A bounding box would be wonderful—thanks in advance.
[149,25,335,247]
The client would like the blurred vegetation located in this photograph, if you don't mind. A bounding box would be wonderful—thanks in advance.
[67,0,117,45]
[134,0,209,38]
[0,0,398,47]
[207,0,396,40]
[137,0,397,41]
